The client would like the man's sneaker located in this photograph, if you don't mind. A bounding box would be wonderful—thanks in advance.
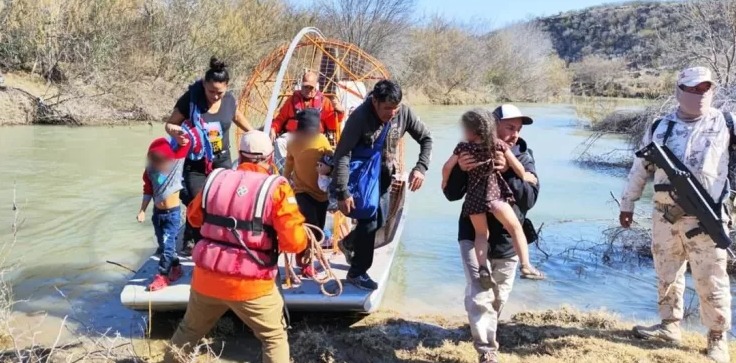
[478,266,494,290]
[168,265,183,282]
[632,321,682,344]
[147,274,170,291]
[301,265,316,279]
[180,240,195,257]
[338,239,353,265]
[707,330,730,363]
[479,351,499,363]
[347,273,378,291]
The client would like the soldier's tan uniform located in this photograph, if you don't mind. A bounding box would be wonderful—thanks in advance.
[621,108,732,333]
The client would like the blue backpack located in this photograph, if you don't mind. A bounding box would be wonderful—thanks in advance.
[346,124,390,219]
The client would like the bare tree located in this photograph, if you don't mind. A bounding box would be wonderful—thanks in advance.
[664,0,736,87]
[314,0,416,59]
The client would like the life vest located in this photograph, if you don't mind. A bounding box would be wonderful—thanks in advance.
[282,91,339,133]
[192,168,286,279]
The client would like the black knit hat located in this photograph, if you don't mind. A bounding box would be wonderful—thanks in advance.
[296,108,321,133]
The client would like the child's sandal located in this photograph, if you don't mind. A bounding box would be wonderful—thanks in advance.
[520,264,545,280]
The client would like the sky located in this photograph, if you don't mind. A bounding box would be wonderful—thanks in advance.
[414,0,641,27]
[296,0,664,29]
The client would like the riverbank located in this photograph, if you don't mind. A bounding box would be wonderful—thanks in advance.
[0,72,532,126]
[5,307,734,362]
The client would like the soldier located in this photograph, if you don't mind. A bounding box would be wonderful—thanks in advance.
[619,66,731,363]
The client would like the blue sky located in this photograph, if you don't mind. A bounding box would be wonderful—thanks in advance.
[295,0,662,29]
[415,0,645,27]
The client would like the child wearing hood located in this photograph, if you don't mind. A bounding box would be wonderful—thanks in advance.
[137,137,189,291]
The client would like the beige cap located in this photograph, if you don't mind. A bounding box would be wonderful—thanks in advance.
[678,66,715,87]
[239,131,273,157]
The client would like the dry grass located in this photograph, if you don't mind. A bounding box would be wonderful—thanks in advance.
[118,308,735,363]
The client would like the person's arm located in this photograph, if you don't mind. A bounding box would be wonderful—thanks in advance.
[441,154,459,189]
[270,96,293,137]
[620,125,655,213]
[403,107,433,174]
[442,164,468,202]
[283,141,295,181]
[271,181,308,254]
[138,171,153,222]
[505,150,539,212]
[332,112,363,200]
[233,109,254,132]
[187,191,205,228]
[166,92,190,144]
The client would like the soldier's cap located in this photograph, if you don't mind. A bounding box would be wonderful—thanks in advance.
[678,67,715,87]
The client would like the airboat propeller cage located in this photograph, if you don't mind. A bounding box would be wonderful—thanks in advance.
[236,27,391,137]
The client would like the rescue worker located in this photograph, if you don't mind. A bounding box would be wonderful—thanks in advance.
[620,67,731,363]
[269,70,345,145]
[333,80,433,290]
[167,130,307,363]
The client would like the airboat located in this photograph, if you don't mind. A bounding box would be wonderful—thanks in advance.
[121,27,408,313]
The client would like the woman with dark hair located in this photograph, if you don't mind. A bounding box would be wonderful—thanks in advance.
[165,57,253,250]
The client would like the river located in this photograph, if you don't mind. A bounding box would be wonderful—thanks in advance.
[0,103,733,340]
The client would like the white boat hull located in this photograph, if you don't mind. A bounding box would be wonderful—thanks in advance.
[120,185,407,313]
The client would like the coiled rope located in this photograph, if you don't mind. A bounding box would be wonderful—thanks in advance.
[283,223,343,297]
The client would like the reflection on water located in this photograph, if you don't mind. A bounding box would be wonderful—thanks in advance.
[0,104,733,339]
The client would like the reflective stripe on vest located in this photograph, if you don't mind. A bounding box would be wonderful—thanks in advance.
[193,169,284,279]
[284,91,328,133]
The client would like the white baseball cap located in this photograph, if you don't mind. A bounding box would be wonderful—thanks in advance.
[492,104,533,125]
[677,67,715,87]
[239,131,274,157]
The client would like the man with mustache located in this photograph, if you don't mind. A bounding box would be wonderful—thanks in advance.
[620,67,731,363]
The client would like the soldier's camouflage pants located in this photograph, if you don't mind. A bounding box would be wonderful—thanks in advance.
[651,210,731,331]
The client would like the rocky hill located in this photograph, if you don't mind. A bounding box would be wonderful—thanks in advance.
[538,1,688,69]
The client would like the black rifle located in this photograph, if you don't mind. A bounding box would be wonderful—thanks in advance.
[635,142,733,251]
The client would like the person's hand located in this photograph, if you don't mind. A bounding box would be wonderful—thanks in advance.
[408,170,425,192]
[269,129,277,143]
[493,151,508,172]
[338,197,355,215]
[169,125,189,146]
[619,211,634,228]
[458,153,479,171]
[136,211,145,223]
[523,172,538,185]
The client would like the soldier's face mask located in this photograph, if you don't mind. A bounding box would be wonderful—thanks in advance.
[676,85,713,118]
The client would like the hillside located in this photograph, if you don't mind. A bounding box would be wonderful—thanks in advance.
[539,1,687,69]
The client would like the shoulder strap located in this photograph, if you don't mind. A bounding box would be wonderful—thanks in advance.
[201,168,228,210]
[373,123,391,152]
[252,175,281,236]
[662,120,675,145]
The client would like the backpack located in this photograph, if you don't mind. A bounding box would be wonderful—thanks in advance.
[345,124,391,219]
[650,111,736,201]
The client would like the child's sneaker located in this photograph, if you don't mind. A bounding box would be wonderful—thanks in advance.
[169,265,183,282]
[148,274,170,291]
[478,266,493,290]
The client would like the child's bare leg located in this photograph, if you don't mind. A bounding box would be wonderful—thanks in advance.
[469,213,493,290]
[491,202,544,280]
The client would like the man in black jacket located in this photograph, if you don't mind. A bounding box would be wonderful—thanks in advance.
[333,80,433,290]
[443,104,540,363]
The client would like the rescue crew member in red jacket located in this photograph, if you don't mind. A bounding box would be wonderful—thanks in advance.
[166,130,307,363]
[269,71,345,144]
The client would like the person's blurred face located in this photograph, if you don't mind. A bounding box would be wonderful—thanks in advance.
[300,84,317,99]
[148,153,173,173]
[679,81,713,95]
[496,118,523,146]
